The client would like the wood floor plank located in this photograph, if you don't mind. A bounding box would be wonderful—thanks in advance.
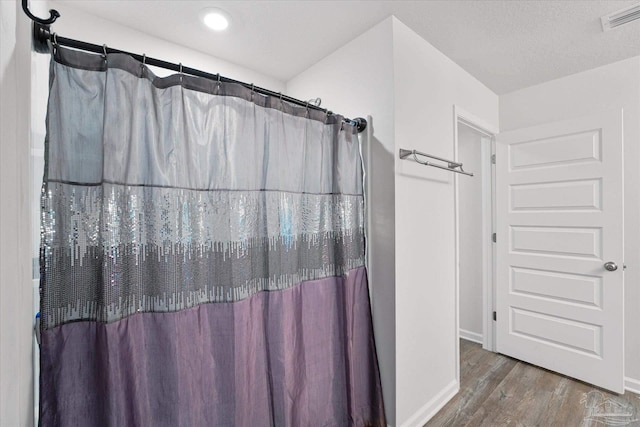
[426,341,517,426]
[425,340,640,427]
[465,362,559,426]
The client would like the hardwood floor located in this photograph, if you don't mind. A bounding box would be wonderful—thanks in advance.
[425,339,640,427]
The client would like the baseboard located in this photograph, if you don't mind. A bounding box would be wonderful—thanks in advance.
[625,377,640,395]
[398,380,458,427]
[459,329,483,345]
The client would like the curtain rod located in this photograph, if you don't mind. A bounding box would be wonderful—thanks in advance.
[23,1,367,133]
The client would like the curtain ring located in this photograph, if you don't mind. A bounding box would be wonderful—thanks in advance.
[140,54,146,77]
[179,63,183,83]
[279,92,284,103]
[51,33,58,55]
[102,44,108,59]
[250,83,255,100]
[216,73,221,91]
[305,101,310,117]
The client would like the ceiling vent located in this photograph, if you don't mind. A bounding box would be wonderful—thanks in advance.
[601,3,640,31]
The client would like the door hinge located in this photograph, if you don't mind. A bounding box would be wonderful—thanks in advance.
[491,154,496,164]
[492,233,496,243]
[493,311,497,321]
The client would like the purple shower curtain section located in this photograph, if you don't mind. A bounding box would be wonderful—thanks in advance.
[39,46,385,426]
[40,267,383,426]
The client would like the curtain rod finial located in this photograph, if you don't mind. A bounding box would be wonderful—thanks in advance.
[22,0,60,25]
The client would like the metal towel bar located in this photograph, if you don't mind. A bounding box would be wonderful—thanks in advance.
[399,149,473,176]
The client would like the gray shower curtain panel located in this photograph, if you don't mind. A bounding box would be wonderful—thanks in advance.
[39,46,385,427]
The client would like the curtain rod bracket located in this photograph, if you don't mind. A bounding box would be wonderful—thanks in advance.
[32,22,51,53]
[22,0,60,26]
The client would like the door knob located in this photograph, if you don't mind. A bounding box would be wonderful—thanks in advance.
[604,262,618,271]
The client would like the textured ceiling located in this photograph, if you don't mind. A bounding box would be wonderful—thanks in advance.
[48,0,640,94]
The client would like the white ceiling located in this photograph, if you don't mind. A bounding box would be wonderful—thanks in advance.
[49,0,640,94]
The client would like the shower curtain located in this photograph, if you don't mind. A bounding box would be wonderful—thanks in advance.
[39,46,385,426]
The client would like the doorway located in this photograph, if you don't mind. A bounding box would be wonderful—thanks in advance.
[494,110,625,393]
[454,107,625,393]
[453,107,498,384]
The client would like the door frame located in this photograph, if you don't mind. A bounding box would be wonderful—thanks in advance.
[453,106,498,384]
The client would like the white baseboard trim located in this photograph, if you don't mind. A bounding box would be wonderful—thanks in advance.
[398,380,458,427]
[625,377,640,395]
[459,329,483,345]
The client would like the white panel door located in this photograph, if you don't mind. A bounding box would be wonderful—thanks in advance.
[495,110,624,393]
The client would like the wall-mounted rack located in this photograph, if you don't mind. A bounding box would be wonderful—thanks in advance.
[399,149,473,176]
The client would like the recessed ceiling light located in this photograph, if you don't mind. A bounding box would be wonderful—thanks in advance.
[202,9,230,32]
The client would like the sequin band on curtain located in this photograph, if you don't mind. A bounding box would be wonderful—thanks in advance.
[41,184,365,328]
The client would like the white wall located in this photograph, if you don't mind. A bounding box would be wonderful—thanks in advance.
[458,124,485,341]
[392,19,498,426]
[500,56,640,392]
[0,1,35,426]
[286,17,397,424]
